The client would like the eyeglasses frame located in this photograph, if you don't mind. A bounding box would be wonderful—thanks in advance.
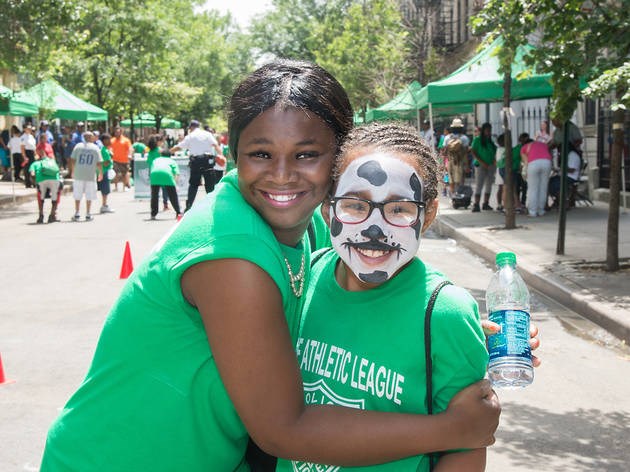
[330,196,426,228]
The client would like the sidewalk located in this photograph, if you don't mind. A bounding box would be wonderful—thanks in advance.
[2,179,628,343]
[435,193,630,344]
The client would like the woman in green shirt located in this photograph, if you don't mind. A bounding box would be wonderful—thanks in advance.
[470,122,497,212]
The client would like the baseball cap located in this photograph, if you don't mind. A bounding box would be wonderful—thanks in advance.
[189,119,200,128]
[77,121,85,127]
[41,120,49,126]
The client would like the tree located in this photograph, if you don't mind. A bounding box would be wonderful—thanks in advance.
[471,1,538,230]
[249,0,333,61]
[0,0,81,74]
[585,64,630,270]
[525,0,628,264]
[312,0,411,111]
[400,0,443,85]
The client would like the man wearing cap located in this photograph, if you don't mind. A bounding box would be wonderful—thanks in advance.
[37,120,55,145]
[170,120,221,211]
[110,126,132,191]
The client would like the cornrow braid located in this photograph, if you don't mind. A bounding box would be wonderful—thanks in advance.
[333,121,440,202]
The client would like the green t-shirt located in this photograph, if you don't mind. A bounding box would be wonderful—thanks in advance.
[511,144,522,171]
[132,142,147,156]
[277,251,488,472]
[29,159,60,183]
[98,146,112,176]
[41,171,311,472]
[471,136,497,166]
[150,156,179,186]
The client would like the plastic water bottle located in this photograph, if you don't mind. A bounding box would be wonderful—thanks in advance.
[486,251,534,388]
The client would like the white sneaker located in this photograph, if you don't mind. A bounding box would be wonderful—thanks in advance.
[85,214,93,221]
[72,213,81,222]
[100,205,115,213]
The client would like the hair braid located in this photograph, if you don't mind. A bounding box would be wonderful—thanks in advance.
[333,121,440,201]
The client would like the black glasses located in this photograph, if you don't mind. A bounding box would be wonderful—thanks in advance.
[330,196,425,227]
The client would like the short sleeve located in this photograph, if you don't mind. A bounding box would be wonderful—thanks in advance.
[429,284,488,415]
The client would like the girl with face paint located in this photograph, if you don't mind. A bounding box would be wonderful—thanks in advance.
[277,122,498,472]
[42,63,504,472]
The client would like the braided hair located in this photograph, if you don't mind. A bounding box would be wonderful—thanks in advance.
[333,121,440,202]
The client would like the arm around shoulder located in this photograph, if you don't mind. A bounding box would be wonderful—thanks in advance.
[182,259,496,466]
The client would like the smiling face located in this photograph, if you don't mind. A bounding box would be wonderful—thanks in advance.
[237,106,337,246]
[328,151,426,290]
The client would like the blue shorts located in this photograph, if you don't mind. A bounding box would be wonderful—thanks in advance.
[98,176,111,195]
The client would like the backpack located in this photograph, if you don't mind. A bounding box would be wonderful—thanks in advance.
[446,135,466,165]
[40,158,60,176]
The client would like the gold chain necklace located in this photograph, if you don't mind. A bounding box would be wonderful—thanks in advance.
[284,253,305,298]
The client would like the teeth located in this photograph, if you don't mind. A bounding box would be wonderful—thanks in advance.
[268,193,298,202]
[356,248,389,258]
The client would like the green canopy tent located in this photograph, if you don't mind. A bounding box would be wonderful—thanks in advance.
[24,80,108,121]
[365,81,473,127]
[0,85,39,116]
[416,37,587,119]
[414,37,587,134]
[120,112,181,129]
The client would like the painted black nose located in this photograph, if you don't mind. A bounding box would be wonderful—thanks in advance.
[361,224,385,240]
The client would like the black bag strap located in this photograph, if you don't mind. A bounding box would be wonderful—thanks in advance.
[307,221,317,253]
[425,279,452,471]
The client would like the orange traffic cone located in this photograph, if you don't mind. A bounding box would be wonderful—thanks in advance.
[119,241,134,279]
[0,353,15,385]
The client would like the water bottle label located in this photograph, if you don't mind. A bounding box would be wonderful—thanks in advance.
[488,309,531,361]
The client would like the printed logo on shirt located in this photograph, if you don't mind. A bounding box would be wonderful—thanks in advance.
[296,337,406,406]
[292,339,407,472]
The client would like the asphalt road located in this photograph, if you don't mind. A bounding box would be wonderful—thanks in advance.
[0,188,629,471]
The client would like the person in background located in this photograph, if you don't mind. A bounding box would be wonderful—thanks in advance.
[420,119,436,150]
[0,128,10,180]
[110,126,132,191]
[441,118,470,197]
[169,119,221,212]
[93,130,103,149]
[470,122,496,212]
[70,131,102,221]
[29,148,62,224]
[66,121,85,179]
[98,133,115,214]
[8,125,23,182]
[546,141,582,210]
[521,136,553,217]
[147,134,181,220]
[495,133,506,212]
[535,120,551,145]
[36,133,55,159]
[36,120,55,145]
[21,124,37,188]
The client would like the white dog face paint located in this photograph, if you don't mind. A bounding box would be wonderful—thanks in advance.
[330,153,424,285]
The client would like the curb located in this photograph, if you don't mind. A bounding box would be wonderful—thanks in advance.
[435,215,630,345]
[0,181,73,209]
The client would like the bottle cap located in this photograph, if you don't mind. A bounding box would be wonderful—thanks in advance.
[496,251,516,266]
